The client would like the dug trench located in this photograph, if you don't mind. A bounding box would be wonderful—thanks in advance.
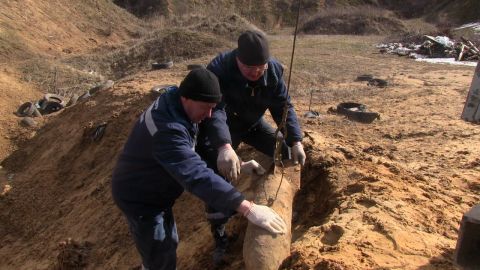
[174,144,340,270]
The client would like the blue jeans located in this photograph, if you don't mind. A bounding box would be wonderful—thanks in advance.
[124,209,178,270]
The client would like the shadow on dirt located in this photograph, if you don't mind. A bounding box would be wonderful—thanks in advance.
[416,248,456,269]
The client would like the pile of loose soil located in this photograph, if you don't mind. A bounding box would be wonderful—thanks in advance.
[0,68,185,269]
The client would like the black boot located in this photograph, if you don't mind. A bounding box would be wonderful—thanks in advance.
[211,223,229,265]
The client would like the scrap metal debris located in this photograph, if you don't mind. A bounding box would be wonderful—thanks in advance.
[92,122,108,142]
[377,35,480,62]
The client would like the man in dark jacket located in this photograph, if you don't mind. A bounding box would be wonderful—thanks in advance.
[196,30,306,263]
[112,69,286,270]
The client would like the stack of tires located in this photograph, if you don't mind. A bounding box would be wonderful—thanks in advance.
[16,80,115,127]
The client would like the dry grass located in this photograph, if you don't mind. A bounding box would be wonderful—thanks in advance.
[168,13,264,41]
[269,35,387,95]
[0,28,32,63]
[19,58,103,98]
[65,28,233,80]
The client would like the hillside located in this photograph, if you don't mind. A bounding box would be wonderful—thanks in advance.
[113,0,480,28]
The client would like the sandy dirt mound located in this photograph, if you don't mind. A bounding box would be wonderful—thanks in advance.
[1,34,480,270]
[300,7,407,35]
[0,66,186,269]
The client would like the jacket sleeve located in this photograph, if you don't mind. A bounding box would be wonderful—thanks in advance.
[268,63,303,146]
[202,55,233,148]
[151,122,244,214]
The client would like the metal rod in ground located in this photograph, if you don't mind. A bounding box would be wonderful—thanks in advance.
[308,89,314,111]
[272,0,302,165]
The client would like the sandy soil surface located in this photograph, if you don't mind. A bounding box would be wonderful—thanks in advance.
[0,35,479,269]
[0,68,44,161]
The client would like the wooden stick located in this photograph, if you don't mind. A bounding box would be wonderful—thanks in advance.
[458,44,465,61]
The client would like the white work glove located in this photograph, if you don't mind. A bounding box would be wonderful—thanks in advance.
[240,160,266,175]
[217,144,241,181]
[244,203,287,234]
[291,142,306,166]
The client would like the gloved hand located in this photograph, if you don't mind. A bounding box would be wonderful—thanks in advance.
[217,144,241,181]
[291,142,306,166]
[244,203,287,234]
[241,160,266,175]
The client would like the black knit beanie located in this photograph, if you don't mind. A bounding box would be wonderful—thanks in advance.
[179,68,222,103]
[237,30,270,66]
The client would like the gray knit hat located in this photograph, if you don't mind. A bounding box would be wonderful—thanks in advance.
[237,30,270,66]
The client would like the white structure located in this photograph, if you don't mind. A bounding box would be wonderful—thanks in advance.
[461,61,480,122]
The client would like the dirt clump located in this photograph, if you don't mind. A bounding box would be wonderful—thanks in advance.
[52,238,92,270]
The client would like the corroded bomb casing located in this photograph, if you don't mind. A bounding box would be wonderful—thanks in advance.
[454,204,480,269]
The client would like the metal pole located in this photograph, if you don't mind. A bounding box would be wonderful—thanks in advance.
[273,0,301,165]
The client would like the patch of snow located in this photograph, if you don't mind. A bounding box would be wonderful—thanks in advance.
[455,22,480,32]
[414,58,478,67]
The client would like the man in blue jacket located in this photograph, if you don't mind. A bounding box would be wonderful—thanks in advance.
[196,30,306,263]
[112,68,286,270]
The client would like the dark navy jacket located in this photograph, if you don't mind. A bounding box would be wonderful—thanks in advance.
[111,88,245,217]
[201,49,302,149]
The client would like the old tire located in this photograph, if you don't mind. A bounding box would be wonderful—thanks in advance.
[355,74,373,81]
[89,80,114,95]
[367,78,388,88]
[150,85,175,97]
[337,102,380,124]
[78,90,91,101]
[39,94,66,112]
[187,64,205,70]
[152,61,173,70]
[42,101,64,114]
[66,94,79,107]
[44,93,66,106]
[17,102,36,117]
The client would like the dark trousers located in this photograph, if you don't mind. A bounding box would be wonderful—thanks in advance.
[197,118,290,226]
[124,209,178,270]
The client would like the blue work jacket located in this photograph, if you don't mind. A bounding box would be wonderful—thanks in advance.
[111,88,245,217]
[201,49,303,149]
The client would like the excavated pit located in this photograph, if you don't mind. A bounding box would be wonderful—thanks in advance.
[175,146,339,270]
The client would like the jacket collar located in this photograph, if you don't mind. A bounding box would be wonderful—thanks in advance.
[162,88,197,131]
